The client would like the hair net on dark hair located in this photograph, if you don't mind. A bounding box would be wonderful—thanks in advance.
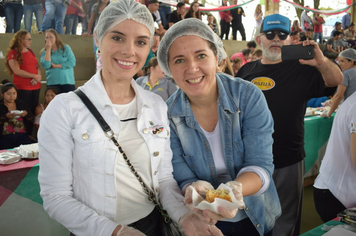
[157,18,226,77]
[339,48,356,61]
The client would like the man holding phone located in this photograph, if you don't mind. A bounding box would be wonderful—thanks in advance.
[237,14,343,236]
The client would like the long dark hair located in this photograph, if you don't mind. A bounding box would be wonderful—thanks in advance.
[94,0,110,19]
[1,79,17,94]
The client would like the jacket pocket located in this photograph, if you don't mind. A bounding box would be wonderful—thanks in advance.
[72,126,108,168]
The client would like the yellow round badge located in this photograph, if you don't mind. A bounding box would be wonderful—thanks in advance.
[251,77,275,91]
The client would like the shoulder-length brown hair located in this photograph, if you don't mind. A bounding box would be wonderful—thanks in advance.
[255,4,262,14]
[45,29,66,53]
[5,30,29,76]
[187,2,201,20]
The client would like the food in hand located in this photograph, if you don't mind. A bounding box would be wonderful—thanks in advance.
[205,189,232,203]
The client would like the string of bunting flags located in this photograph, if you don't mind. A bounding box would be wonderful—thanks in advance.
[159,0,355,15]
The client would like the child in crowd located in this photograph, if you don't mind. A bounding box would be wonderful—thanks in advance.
[250,49,262,61]
[207,14,218,34]
[291,31,301,45]
[34,87,59,130]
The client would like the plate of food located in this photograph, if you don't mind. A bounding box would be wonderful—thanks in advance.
[0,152,21,165]
[10,110,23,119]
[188,183,245,214]
[14,143,39,159]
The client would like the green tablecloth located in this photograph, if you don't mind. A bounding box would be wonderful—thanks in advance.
[0,161,69,236]
[300,220,344,236]
[304,114,335,173]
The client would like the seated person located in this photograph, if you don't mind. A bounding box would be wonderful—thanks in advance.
[250,49,262,61]
[291,20,303,32]
[331,22,348,48]
[147,0,166,37]
[300,28,313,41]
[313,90,356,222]
[290,31,301,45]
[344,22,356,48]
[0,79,33,149]
[217,47,234,76]
[136,57,177,101]
[34,87,59,130]
[184,2,201,20]
[167,1,185,28]
[324,31,343,60]
[230,48,251,66]
[232,57,242,75]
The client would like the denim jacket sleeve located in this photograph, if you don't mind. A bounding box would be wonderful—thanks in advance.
[157,114,190,223]
[236,80,274,177]
[169,119,201,189]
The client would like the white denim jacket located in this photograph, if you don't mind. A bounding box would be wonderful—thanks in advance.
[38,71,189,236]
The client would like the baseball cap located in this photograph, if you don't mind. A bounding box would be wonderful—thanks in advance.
[260,14,290,34]
[148,0,159,4]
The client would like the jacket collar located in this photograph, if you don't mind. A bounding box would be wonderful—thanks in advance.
[82,70,156,110]
[167,73,239,119]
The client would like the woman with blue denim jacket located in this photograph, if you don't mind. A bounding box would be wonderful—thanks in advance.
[38,1,223,236]
[157,18,281,236]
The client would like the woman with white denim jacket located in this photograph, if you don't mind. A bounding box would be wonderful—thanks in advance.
[157,18,281,236]
[38,1,223,236]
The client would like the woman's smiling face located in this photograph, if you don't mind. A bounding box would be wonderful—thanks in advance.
[168,35,218,99]
[99,19,151,81]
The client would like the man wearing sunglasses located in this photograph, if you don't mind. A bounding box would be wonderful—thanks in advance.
[237,14,343,236]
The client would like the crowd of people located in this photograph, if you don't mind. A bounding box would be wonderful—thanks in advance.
[1,0,256,41]
[1,1,356,236]
[1,28,74,148]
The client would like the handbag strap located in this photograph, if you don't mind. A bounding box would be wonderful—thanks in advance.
[74,90,170,221]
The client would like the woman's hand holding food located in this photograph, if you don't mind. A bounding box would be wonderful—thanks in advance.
[225,181,245,208]
[20,110,28,118]
[6,112,17,119]
[184,180,214,205]
[179,212,223,236]
[184,180,240,222]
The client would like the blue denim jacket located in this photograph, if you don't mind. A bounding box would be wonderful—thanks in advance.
[167,73,281,235]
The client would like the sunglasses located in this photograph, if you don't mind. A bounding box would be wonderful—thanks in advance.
[263,31,288,40]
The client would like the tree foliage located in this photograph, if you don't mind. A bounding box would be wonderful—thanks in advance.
[293,0,321,21]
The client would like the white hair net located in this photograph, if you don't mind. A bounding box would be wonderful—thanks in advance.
[157,18,227,77]
[339,48,356,61]
[94,0,155,48]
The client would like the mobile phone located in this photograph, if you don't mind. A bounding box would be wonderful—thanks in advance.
[281,45,314,60]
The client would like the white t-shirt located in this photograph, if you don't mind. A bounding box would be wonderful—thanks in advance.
[314,92,356,208]
[201,122,231,184]
[114,96,155,224]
